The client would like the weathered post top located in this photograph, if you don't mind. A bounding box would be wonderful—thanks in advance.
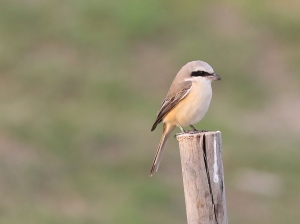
[176,131,228,224]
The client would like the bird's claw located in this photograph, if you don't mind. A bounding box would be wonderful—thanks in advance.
[174,130,210,138]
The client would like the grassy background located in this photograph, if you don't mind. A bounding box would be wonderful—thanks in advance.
[1,0,300,223]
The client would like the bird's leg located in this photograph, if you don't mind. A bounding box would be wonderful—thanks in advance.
[174,124,186,138]
[189,125,198,132]
[187,125,200,134]
[178,125,186,133]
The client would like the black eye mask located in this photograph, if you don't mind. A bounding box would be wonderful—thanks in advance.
[191,70,212,77]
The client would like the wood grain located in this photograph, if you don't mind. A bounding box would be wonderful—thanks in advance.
[176,131,228,224]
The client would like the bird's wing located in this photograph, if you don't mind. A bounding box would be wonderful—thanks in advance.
[151,81,192,131]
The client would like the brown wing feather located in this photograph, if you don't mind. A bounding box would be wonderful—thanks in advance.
[151,81,192,131]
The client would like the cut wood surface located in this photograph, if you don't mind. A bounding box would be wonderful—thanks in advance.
[176,131,228,224]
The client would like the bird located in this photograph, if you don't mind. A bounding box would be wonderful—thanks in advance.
[150,60,221,176]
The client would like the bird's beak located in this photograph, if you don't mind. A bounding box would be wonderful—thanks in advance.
[213,73,221,81]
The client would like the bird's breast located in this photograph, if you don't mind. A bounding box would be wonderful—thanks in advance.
[165,80,212,126]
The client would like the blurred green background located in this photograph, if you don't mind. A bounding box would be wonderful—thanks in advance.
[1,0,300,223]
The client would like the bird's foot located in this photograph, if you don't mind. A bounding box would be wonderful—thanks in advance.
[174,130,210,137]
[186,130,198,134]
[187,129,210,134]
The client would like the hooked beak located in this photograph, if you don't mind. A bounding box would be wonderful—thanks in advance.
[213,73,221,81]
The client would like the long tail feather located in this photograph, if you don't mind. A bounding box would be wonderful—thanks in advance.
[150,123,174,176]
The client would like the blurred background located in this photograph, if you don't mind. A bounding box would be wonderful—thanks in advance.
[0,0,300,223]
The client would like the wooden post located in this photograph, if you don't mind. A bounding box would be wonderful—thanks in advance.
[176,131,228,224]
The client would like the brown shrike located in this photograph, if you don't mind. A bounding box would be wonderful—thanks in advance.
[150,60,221,176]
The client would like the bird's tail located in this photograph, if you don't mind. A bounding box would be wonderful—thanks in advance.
[150,123,175,176]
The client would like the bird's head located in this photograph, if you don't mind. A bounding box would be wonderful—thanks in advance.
[186,60,221,81]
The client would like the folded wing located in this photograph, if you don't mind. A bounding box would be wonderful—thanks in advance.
[151,81,192,131]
